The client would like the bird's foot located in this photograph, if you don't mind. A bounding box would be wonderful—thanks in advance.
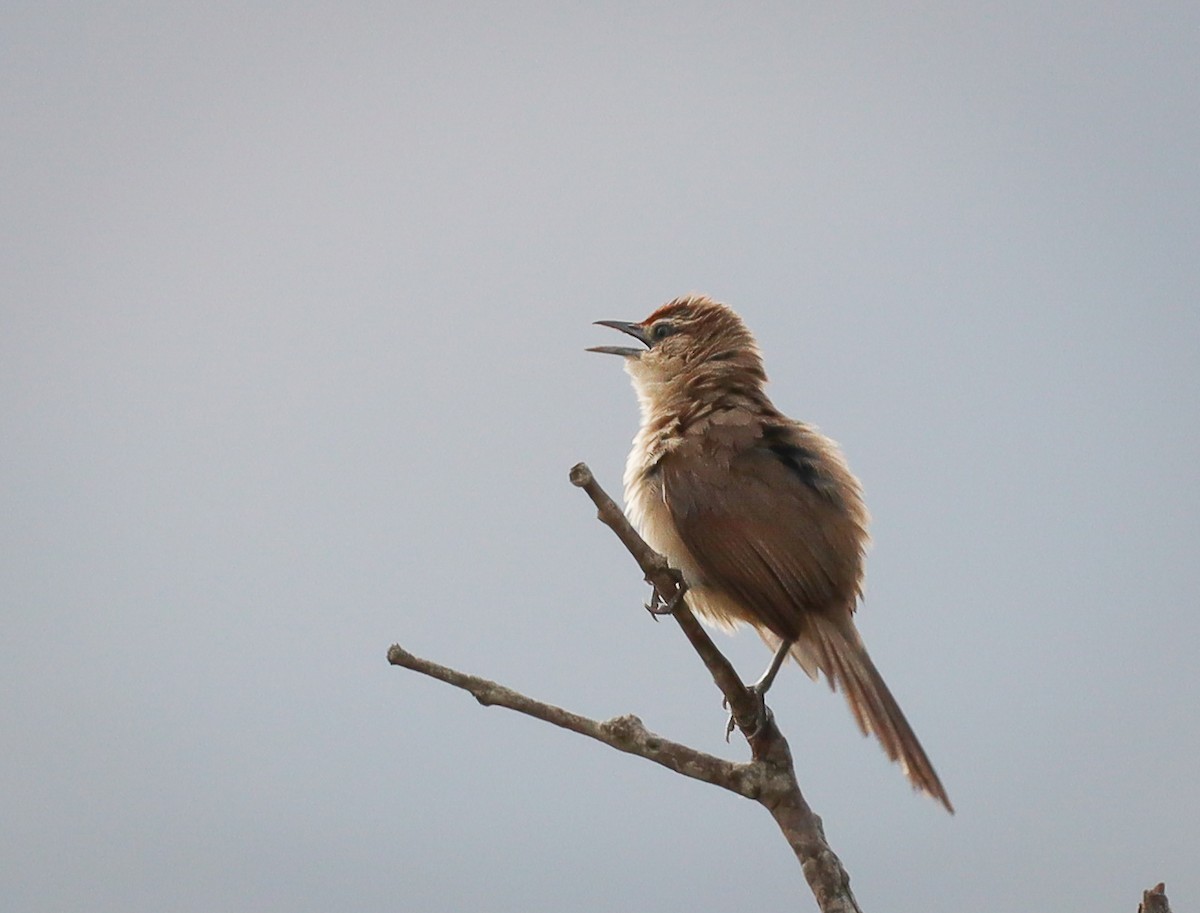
[643,574,686,619]
[723,685,771,742]
[724,639,791,739]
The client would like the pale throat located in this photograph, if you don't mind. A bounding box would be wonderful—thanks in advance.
[623,358,674,421]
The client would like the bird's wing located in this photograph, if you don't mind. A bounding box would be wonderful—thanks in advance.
[660,436,862,641]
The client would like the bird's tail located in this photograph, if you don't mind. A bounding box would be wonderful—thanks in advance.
[790,615,953,813]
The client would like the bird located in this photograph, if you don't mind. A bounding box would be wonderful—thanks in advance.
[589,293,952,812]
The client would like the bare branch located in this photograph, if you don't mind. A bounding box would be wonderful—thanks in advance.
[387,644,752,794]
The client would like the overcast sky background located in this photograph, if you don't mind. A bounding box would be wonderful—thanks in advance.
[3,3,1198,911]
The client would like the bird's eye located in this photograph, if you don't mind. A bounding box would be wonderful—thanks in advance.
[651,322,675,342]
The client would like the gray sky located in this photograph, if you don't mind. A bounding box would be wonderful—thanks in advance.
[3,3,1198,911]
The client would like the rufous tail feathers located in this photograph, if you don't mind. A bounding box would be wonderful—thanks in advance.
[791,615,953,813]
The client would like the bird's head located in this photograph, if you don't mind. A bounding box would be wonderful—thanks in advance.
[588,295,766,404]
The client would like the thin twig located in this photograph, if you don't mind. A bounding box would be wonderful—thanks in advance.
[387,644,754,794]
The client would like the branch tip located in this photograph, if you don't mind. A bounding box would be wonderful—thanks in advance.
[1140,883,1171,913]
[569,462,593,487]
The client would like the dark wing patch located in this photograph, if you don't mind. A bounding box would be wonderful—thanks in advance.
[760,424,845,504]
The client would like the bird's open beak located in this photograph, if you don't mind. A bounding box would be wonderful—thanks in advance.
[587,320,651,357]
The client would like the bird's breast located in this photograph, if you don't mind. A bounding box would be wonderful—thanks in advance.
[623,447,695,577]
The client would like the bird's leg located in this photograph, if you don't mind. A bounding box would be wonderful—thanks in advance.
[724,640,793,740]
[751,638,793,697]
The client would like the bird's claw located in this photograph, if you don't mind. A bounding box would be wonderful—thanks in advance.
[724,685,770,742]
[643,579,686,618]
